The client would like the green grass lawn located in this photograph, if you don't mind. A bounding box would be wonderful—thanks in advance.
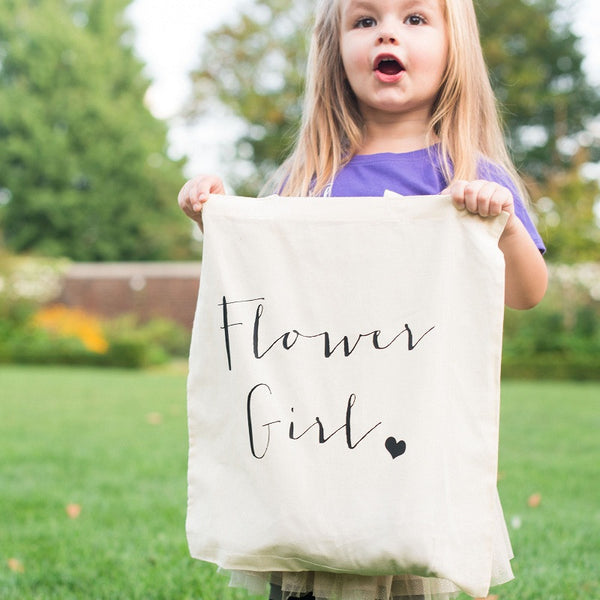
[1,366,598,600]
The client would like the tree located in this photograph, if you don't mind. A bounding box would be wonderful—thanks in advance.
[476,0,600,178]
[187,0,310,196]
[529,146,600,262]
[187,0,600,262]
[0,0,193,261]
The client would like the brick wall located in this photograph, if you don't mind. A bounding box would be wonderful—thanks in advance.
[56,263,202,329]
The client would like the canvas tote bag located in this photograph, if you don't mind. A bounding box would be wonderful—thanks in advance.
[186,193,509,598]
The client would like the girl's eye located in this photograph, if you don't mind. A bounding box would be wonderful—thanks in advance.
[406,14,426,25]
[355,17,377,28]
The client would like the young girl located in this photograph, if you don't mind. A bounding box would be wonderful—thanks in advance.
[179,0,547,597]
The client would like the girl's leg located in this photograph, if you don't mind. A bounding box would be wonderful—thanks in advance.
[269,584,316,600]
[268,584,283,600]
[270,583,426,600]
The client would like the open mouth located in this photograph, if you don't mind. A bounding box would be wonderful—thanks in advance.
[375,56,404,76]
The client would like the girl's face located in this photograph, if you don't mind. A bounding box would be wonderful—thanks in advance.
[339,0,448,125]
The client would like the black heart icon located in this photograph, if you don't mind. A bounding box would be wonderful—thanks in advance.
[385,437,407,459]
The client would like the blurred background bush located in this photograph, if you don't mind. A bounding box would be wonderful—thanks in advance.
[0,254,190,368]
[503,263,600,379]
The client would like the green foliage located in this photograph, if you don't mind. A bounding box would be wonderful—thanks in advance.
[0,319,99,366]
[0,253,191,368]
[0,0,193,261]
[188,0,311,196]
[101,335,168,369]
[0,252,69,303]
[502,264,600,379]
[531,150,600,262]
[0,313,189,369]
[102,314,191,363]
[477,0,600,176]
[0,308,174,369]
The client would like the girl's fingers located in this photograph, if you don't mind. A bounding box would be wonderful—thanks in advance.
[178,175,225,215]
[178,174,226,232]
[445,180,514,217]
[443,180,469,210]
[488,189,506,216]
[463,181,489,214]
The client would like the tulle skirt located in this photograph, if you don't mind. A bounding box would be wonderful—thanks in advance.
[223,493,514,600]
[228,570,461,600]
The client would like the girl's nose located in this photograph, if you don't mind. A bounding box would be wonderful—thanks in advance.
[377,32,398,45]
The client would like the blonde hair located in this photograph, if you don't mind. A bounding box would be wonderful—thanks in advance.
[272,0,526,199]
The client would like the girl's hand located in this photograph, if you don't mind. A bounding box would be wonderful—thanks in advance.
[442,179,514,219]
[442,179,547,309]
[177,174,225,230]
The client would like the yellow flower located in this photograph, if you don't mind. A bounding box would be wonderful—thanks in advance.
[32,304,109,354]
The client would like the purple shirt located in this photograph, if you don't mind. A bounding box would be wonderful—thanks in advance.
[323,147,545,253]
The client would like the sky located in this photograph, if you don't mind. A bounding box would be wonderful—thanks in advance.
[125,0,600,178]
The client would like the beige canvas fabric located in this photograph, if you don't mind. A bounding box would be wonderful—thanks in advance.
[186,194,510,598]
